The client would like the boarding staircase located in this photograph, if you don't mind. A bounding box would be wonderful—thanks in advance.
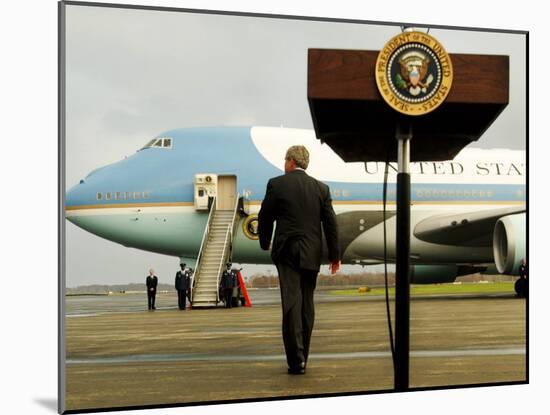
[190,196,240,308]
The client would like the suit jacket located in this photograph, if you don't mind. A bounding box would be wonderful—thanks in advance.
[258,169,339,271]
[220,270,236,289]
[175,271,190,290]
[146,275,158,291]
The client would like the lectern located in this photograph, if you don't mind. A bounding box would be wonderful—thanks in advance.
[308,49,508,161]
[307,32,509,391]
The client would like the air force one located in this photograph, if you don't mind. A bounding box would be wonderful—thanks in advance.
[66,126,526,306]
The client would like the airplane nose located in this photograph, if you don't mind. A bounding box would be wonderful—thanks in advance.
[65,177,96,225]
[65,179,102,233]
[65,180,85,208]
[65,184,83,225]
[65,185,76,206]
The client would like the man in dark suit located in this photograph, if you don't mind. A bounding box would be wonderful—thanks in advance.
[258,145,340,375]
[519,258,527,279]
[146,268,158,311]
[220,263,236,308]
[516,258,528,298]
[175,263,190,310]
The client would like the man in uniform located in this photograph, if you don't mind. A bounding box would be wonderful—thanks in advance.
[220,263,235,308]
[517,258,528,298]
[146,268,158,311]
[175,263,190,310]
[258,145,340,375]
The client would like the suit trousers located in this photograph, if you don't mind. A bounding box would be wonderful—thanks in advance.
[276,260,318,369]
[177,289,187,310]
[223,288,233,308]
[147,290,156,309]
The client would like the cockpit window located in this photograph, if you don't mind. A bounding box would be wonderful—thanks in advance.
[140,137,173,150]
[140,139,157,150]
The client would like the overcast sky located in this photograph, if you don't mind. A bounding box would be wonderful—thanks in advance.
[64,4,526,287]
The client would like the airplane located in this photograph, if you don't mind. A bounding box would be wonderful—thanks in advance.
[65,126,526,303]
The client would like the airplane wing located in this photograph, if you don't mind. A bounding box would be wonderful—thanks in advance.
[413,206,526,247]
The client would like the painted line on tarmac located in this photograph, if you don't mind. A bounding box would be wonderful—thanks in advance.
[67,346,525,365]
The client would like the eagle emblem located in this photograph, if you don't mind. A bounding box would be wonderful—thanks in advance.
[375,31,453,115]
[395,51,434,96]
[242,214,259,240]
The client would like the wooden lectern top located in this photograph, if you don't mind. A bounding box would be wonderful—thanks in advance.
[307,49,509,162]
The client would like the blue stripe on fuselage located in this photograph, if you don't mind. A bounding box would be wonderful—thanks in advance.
[66,127,526,207]
[66,127,281,207]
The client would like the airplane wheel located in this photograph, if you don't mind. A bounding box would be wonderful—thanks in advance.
[514,278,527,298]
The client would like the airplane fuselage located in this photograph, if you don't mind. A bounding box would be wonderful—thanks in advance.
[66,126,526,271]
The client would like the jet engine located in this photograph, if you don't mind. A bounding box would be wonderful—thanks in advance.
[410,265,459,284]
[409,264,490,284]
[492,213,526,275]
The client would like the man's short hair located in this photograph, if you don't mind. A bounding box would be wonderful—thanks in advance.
[285,145,310,169]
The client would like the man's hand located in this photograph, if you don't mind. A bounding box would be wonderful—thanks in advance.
[329,260,341,275]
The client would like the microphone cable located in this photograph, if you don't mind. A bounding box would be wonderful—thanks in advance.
[363,160,396,369]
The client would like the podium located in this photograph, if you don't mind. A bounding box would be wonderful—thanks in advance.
[307,44,509,391]
[308,49,509,162]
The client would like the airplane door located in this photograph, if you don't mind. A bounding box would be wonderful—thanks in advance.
[194,174,217,210]
[217,176,236,210]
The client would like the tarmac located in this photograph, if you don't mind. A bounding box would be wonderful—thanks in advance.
[64,292,527,411]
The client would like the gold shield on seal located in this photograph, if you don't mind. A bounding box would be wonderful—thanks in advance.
[375,31,453,116]
[242,214,259,240]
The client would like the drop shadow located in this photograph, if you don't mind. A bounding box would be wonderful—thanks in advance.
[34,398,58,413]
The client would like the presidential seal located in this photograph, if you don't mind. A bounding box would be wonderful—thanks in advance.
[242,214,259,240]
[375,31,453,116]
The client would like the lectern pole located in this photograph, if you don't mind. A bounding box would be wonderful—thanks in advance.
[394,123,412,391]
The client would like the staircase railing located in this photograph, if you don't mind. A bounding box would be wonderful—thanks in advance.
[215,194,240,302]
[190,197,216,302]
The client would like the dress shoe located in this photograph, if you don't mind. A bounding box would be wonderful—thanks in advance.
[287,362,306,375]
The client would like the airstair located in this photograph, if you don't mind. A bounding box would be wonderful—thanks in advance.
[190,196,240,308]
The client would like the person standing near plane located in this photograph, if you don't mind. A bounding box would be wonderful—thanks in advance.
[220,263,235,308]
[146,268,158,311]
[258,145,340,375]
[175,263,190,310]
[519,259,527,279]
[517,258,528,298]
[186,267,194,304]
